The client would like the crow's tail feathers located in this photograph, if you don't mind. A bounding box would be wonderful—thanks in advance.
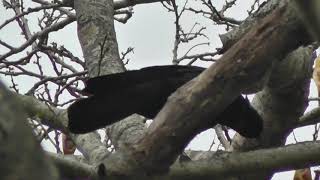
[217,96,263,138]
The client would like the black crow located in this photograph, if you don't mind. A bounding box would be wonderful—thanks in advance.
[68,65,263,137]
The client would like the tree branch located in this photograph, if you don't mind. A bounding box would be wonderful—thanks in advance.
[74,0,125,77]
[167,141,320,179]
[114,0,165,9]
[14,93,110,163]
[293,0,320,41]
[73,0,145,165]
[218,0,283,53]
[48,140,320,179]
[128,0,312,174]
[16,93,68,130]
[297,107,320,128]
[60,0,165,9]
[47,152,97,179]
[0,81,58,179]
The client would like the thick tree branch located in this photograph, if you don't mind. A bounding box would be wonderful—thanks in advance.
[49,141,320,180]
[167,141,320,180]
[48,152,98,179]
[107,114,147,150]
[293,0,320,41]
[219,0,283,53]
[74,0,125,77]
[231,45,314,151]
[14,93,110,164]
[127,0,312,174]
[48,140,320,179]
[18,94,69,132]
[61,0,164,9]
[73,0,146,165]
[297,107,320,128]
[2,0,318,179]
[229,21,315,180]
[70,132,111,164]
[0,81,58,179]
[212,1,316,179]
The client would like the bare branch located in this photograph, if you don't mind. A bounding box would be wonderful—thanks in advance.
[0,3,63,30]
[0,17,75,61]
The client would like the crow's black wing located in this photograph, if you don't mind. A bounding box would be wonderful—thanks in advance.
[68,65,263,137]
[69,66,204,133]
[82,65,205,95]
[68,78,175,133]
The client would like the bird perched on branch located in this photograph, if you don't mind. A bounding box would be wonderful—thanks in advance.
[68,65,263,138]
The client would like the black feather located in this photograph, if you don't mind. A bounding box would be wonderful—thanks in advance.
[68,65,263,137]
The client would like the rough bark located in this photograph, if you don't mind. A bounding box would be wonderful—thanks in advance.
[128,0,312,174]
[74,0,125,77]
[298,107,320,127]
[175,141,320,180]
[219,0,283,54]
[47,140,320,180]
[231,46,314,151]
[60,0,126,165]
[5,85,320,179]
[216,1,317,179]
[107,114,147,150]
[18,94,69,132]
[75,0,145,155]
[17,93,111,164]
[0,82,58,180]
[48,152,97,179]
[5,0,318,179]
[226,3,316,180]
[293,0,320,41]
[62,0,164,9]
[218,0,316,179]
